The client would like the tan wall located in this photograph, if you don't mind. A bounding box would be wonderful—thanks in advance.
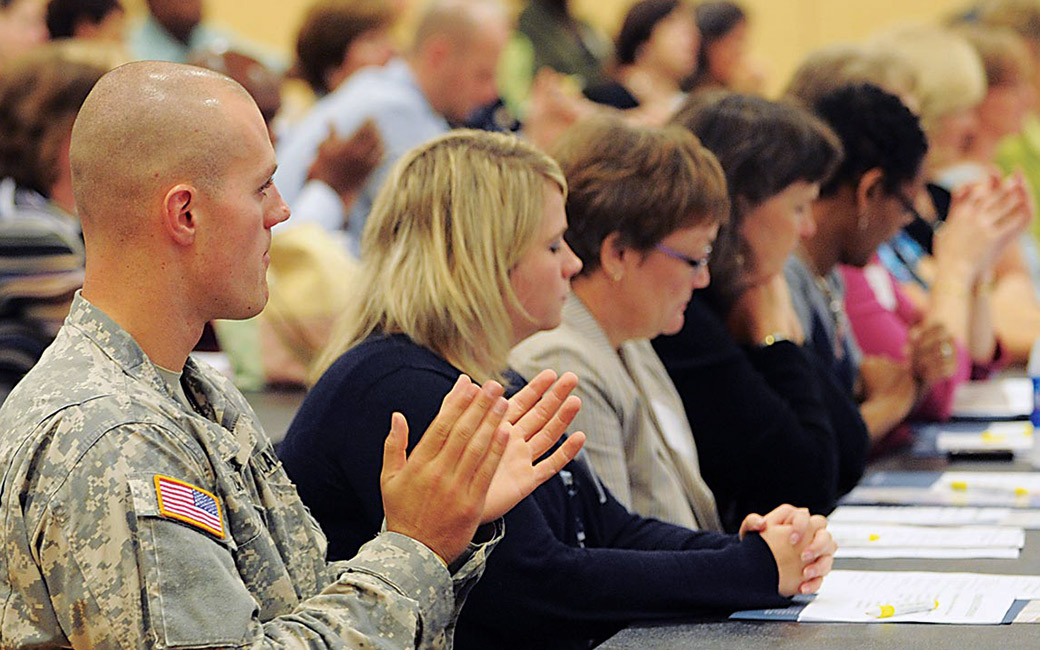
[182,0,968,94]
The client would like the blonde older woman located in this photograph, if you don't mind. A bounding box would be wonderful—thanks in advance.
[280,129,835,650]
[864,25,1032,366]
[869,25,985,178]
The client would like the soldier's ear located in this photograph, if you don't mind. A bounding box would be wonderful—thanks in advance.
[162,184,197,247]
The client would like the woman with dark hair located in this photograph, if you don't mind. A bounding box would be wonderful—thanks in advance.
[45,0,124,41]
[686,0,763,93]
[787,83,1021,450]
[651,92,867,531]
[512,107,843,539]
[293,0,396,97]
[500,0,610,110]
[583,0,697,120]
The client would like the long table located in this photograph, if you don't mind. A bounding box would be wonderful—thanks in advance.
[599,454,1040,650]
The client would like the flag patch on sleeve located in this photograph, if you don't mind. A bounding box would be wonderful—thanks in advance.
[154,475,225,538]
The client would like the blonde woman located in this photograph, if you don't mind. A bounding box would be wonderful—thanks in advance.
[863,26,1030,366]
[279,129,835,650]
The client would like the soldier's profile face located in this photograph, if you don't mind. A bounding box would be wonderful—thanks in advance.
[193,94,290,321]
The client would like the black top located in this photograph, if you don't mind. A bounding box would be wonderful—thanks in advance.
[903,183,951,255]
[584,80,641,110]
[279,333,789,650]
[652,295,869,531]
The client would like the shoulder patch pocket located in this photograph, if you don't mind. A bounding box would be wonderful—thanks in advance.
[128,476,256,649]
[153,474,226,539]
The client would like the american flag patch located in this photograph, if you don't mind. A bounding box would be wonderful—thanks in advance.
[154,475,225,538]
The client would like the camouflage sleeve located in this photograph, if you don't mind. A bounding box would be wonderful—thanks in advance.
[331,519,504,647]
[38,422,497,650]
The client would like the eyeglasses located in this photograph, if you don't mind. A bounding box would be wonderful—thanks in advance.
[654,243,711,270]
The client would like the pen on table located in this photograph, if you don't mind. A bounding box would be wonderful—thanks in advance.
[946,450,1015,462]
[864,600,939,619]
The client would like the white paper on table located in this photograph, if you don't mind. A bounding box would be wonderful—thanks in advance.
[951,378,1032,419]
[936,422,1034,452]
[829,506,1014,527]
[828,523,1025,548]
[1003,509,1040,528]
[843,484,1033,507]
[934,471,1040,497]
[835,546,1020,559]
[797,570,1040,624]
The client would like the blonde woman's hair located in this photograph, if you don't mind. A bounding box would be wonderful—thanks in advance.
[784,43,919,111]
[866,25,986,135]
[311,129,566,384]
[955,23,1033,88]
[977,0,1040,45]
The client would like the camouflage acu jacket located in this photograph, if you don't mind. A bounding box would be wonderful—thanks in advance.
[0,293,497,649]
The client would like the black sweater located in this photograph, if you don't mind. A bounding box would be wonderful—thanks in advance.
[652,296,869,532]
[279,333,790,650]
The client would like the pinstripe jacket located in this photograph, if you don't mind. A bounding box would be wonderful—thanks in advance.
[511,294,722,532]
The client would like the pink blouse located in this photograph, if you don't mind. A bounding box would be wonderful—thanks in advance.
[841,259,979,424]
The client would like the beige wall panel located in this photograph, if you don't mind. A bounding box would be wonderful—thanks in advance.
[194,0,973,93]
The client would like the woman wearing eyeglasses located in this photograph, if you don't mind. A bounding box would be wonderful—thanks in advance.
[281,128,836,650]
[642,92,874,531]
[511,111,843,532]
[511,115,725,530]
[785,83,1023,453]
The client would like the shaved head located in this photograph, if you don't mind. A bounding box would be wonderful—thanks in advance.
[409,0,509,123]
[411,0,507,53]
[70,60,288,368]
[70,61,257,236]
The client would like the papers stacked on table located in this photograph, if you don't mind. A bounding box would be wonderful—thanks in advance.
[951,378,1032,420]
[842,471,1040,508]
[797,570,1040,624]
[829,522,1025,559]
[935,421,1034,454]
[830,504,1040,529]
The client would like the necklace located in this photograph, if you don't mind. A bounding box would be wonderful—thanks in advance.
[812,272,847,362]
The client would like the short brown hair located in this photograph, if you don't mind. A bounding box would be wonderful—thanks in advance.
[294,0,394,95]
[0,46,105,197]
[553,115,729,277]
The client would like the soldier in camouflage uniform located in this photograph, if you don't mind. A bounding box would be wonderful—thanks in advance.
[0,60,582,649]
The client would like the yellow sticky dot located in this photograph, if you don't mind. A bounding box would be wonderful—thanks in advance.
[878,605,895,618]
[868,534,881,542]
[951,481,968,491]
[1015,487,1029,496]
